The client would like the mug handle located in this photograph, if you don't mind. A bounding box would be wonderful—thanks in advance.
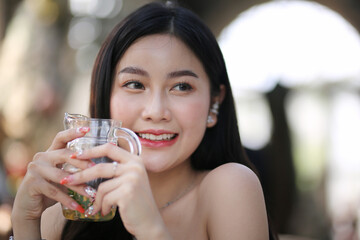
[112,127,142,156]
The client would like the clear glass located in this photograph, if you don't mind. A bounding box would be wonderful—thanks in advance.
[61,113,141,221]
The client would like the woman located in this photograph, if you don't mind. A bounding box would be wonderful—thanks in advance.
[11,2,273,239]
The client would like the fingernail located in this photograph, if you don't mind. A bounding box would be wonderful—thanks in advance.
[85,206,94,217]
[76,204,85,214]
[77,127,90,134]
[109,142,117,146]
[84,186,97,198]
[70,150,83,159]
[87,161,96,168]
[60,175,73,185]
[70,202,85,214]
[77,150,83,156]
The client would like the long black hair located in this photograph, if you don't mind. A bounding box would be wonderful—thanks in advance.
[62,2,276,239]
[88,1,250,171]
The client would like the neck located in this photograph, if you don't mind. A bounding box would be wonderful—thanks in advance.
[147,161,197,209]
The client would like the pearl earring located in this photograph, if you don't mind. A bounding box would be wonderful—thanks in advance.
[207,101,219,125]
[207,115,214,124]
[210,101,219,115]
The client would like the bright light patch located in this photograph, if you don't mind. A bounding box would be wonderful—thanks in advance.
[219,0,360,92]
[69,0,123,18]
[219,0,360,150]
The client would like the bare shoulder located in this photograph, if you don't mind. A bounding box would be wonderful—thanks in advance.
[201,162,261,192]
[199,163,269,240]
[41,203,66,240]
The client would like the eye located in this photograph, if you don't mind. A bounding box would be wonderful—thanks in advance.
[123,81,145,90]
[172,82,193,92]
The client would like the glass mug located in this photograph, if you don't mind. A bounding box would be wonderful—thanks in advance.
[61,113,141,221]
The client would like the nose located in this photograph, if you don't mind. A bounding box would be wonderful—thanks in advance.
[141,92,171,122]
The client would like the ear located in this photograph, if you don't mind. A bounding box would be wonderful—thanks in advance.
[218,84,226,103]
[207,85,226,128]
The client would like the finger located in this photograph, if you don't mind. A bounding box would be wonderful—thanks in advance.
[55,175,97,201]
[72,143,135,164]
[85,168,151,218]
[33,148,94,171]
[34,162,98,200]
[62,184,96,200]
[60,161,125,186]
[33,161,98,200]
[95,169,144,217]
[90,177,122,215]
[34,148,77,168]
[47,127,90,151]
[66,157,96,170]
[35,178,85,214]
[101,189,123,216]
[29,161,90,196]
[33,150,65,168]
[28,160,68,183]
[90,182,125,217]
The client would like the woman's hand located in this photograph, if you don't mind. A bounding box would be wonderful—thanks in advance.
[11,127,94,239]
[61,143,171,239]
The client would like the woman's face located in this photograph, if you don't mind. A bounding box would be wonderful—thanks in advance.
[110,34,211,173]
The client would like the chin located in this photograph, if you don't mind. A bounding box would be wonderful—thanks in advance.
[143,158,170,173]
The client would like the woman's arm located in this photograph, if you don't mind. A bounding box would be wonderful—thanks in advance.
[11,127,93,239]
[41,203,67,240]
[203,163,269,240]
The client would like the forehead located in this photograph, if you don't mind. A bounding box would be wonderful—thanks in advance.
[118,34,205,71]
[127,34,190,54]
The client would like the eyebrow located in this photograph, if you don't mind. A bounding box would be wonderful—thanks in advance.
[167,70,199,79]
[119,67,149,77]
[119,66,199,79]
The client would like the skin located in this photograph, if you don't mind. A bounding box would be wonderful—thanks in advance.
[11,34,269,240]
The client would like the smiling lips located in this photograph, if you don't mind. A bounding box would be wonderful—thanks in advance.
[136,131,178,147]
[138,133,176,141]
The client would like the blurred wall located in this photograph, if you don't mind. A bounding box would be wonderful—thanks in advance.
[0,0,359,239]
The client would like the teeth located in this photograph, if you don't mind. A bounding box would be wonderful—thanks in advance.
[138,133,175,141]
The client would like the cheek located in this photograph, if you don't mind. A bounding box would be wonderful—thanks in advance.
[110,94,135,126]
[110,95,122,118]
[176,98,209,130]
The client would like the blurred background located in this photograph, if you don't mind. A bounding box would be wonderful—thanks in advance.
[0,0,359,239]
